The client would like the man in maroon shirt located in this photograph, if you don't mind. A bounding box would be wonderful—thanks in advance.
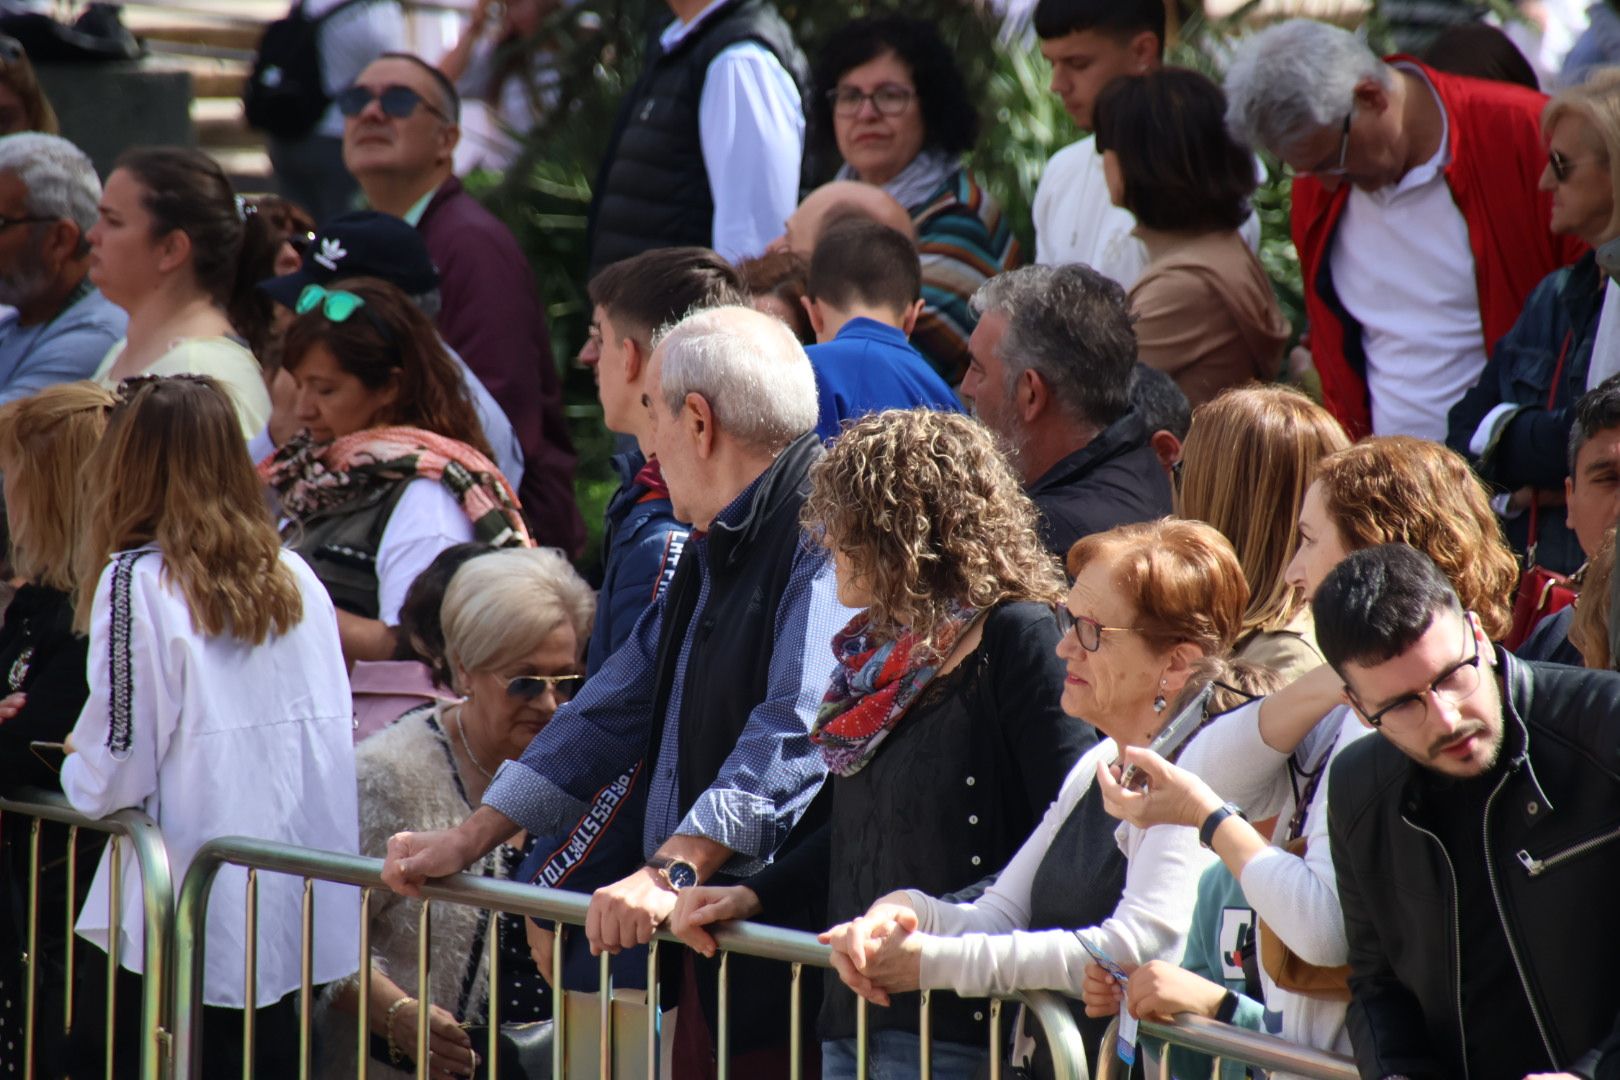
[340,50,585,554]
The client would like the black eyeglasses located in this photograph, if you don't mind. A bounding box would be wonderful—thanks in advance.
[1305,110,1353,178]
[0,214,54,231]
[1348,624,1483,730]
[505,674,584,703]
[1054,606,1141,653]
[827,84,915,118]
[336,84,449,122]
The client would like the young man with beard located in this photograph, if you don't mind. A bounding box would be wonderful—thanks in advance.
[1322,543,1620,1080]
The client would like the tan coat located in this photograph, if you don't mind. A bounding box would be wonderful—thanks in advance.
[1129,229,1291,409]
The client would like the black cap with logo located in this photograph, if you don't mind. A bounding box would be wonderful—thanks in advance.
[258,210,441,308]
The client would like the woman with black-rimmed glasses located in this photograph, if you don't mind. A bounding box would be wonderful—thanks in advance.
[258,276,530,664]
[315,545,594,1080]
[810,15,1019,384]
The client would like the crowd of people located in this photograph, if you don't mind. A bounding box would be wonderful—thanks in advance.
[5,0,1620,1078]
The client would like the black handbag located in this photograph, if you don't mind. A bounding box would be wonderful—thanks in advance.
[463,1020,554,1080]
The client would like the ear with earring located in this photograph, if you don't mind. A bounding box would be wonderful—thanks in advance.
[1153,677,1168,714]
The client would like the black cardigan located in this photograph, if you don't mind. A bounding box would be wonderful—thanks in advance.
[749,600,1098,1046]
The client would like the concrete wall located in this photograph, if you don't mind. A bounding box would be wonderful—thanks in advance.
[35,62,195,178]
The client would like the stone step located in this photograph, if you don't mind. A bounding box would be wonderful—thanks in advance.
[192,97,260,149]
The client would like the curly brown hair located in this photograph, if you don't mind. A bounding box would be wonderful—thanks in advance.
[1314,437,1519,641]
[802,409,1066,650]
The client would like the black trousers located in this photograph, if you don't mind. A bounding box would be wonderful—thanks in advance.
[69,954,299,1078]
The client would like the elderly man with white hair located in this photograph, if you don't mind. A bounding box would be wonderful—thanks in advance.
[0,133,127,403]
[383,304,852,1074]
[1224,19,1583,442]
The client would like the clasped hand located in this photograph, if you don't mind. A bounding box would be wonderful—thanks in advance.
[819,900,925,1006]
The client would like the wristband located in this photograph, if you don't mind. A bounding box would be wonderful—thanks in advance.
[1214,989,1240,1024]
[1199,802,1246,849]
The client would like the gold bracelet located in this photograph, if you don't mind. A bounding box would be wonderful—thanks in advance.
[385,995,416,1065]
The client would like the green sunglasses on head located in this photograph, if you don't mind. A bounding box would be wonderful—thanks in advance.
[296,284,367,321]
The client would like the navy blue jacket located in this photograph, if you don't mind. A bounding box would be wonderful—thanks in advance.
[585,451,689,676]
[807,317,964,442]
[1447,252,1605,575]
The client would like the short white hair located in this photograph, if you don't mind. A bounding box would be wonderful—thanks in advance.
[441,548,595,678]
[651,304,818,451]
[0,133,101,237]
[1224,20,1393,156]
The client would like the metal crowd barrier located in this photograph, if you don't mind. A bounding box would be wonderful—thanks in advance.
[171,835,1093,1080]
[1095,1012,1359,1079]
[0,788,176,1080]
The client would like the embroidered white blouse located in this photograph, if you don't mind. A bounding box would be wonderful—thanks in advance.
[62,548,361,1008]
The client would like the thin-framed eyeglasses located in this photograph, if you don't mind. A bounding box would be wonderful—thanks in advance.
[1306,111,1353,178]
[827,84,915,118]
[0,214,54,231]
[1348,623,1483,730]
[1055,606,1141,653]
[335,83,449,122]
[505,673,585,703]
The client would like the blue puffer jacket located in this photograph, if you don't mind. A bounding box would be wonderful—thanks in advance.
[1447,251,1605,576]
[584,451,689,675]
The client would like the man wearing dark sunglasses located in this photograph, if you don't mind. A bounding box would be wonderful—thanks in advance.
[0,133,127,405]
[341,51,586,556]
[1321,544,1620,1080]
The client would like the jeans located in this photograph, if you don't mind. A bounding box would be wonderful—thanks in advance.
[822,1030,988,1080]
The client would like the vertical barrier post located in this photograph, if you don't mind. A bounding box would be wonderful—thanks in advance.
[551,923,566,1080]
[63,825,78,1041]
[987,998,1002,1080]
[919,989,932,1080]
[105,840,122,1080]
[598,947,612,1080]
[242,867,258,1080]
[299,877,314,1079]
[788,962,803,1080]
[23,818,41,1080]
[486,908,500,1079]
[357,887,372,1080]
[855,995,868,1080]
[645,939,660,1078]
[415,901,432,1080]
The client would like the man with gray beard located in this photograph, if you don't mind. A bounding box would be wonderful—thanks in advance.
[958,263,1170,558]
[0,134,126,404]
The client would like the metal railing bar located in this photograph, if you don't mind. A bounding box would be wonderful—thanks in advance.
[919,988,932,1080]
[299,877,314,1080]
[645,939,660,1080]
[551,922,566,1080]
[597,946,612,1080]
[64,824,78,1040]
[715,950,730,1080]
[242,866,257,1080]
[357,887,372,1080]
[106,838,121,1080]
[1135,1014,1358,1078]
[23,817,41,1080]
[788,960,802,1080]
[416,900,431,1080]
[988,997,1002,1080]
[1,789,175,1080]
[485,903,500,1079]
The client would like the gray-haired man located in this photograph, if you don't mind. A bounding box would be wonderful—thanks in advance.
[0,133,127,403]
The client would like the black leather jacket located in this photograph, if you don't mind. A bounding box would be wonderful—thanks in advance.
[1328,651,1620,1080]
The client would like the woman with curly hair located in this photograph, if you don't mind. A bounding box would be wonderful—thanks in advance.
[811,15,1019,384]
[1113,435,1520,1064]
[669,408,1095,1079]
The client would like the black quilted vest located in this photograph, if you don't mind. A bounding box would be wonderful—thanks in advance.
[586,0,806,276]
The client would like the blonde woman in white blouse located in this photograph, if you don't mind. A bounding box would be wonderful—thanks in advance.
[61,375,358,1078]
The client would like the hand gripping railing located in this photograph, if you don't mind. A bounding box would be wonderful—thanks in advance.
[172,835,1092,1080]
[1095,1012,1358,1079]
[0,787,176,1080]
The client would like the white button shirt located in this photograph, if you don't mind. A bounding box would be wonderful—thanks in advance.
[63,548,360,1008]
[659,0,805,261]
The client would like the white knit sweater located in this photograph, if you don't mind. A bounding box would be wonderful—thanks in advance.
[315,706,511,1080]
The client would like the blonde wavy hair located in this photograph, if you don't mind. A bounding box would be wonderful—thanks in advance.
[1313,437,1519,641]
[0,382,116,593]
[1543,68,1620,241]
[803,409,1066,649]
[1176,385,1349,641]
[74,376,303,643]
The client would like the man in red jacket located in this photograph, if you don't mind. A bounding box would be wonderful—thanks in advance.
[1224,19,1584,441]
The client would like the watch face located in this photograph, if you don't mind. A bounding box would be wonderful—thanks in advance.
[667,861,700,890]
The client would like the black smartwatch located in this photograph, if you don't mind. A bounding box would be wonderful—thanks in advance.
[1199,802,1246,849]
[647,854,700,892]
